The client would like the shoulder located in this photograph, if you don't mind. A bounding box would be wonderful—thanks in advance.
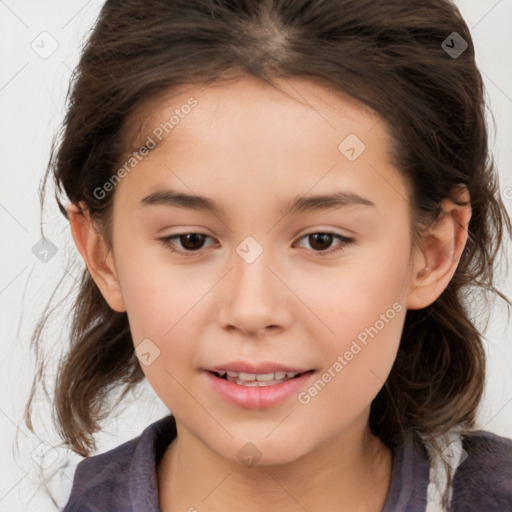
[62,415,176,512]
[62,436,139,512]
[450,429,512,511]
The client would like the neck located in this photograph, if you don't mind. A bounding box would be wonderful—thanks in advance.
[158,417,393,512]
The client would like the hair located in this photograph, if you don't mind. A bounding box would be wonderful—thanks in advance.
[25,0,511,508]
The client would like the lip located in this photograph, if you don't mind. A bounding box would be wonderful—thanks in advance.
[204,369,315,409]
[206,361,312,374]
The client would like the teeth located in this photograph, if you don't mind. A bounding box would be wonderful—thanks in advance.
[216,370,302,384]
[234,379,282,387]
[256,373,275,381]
[239,372,256,381]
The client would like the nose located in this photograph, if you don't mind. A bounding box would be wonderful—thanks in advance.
[217,242,292,337]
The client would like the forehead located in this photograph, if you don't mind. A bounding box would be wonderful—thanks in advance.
[126,74,382,149]
[113,74,410,219]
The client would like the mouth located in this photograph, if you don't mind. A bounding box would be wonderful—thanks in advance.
[208,369,314,387]
[204,366,317,409]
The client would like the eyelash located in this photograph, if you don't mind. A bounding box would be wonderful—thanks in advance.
[157,232,354,258]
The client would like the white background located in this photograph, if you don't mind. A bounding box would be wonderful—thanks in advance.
[1,1,511,510]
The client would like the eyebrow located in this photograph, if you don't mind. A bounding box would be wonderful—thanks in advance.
[139,189,375,216]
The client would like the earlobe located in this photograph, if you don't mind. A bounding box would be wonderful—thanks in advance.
[67,201,126,313]
[407,185,472,310]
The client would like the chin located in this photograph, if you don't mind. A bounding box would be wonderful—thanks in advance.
[218,434,309,468]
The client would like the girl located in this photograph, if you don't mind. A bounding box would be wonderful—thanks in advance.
[25,0,512,511]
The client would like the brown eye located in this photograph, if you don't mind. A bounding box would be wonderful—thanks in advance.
[175,233,208,251]
[295,232,354,256]
[308,233,334,251]
[157,231,354,259]
[158,233,214,255]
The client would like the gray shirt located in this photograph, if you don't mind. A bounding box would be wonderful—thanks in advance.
[62,414,512,511]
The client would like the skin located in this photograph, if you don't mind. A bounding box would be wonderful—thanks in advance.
[68,74,471,511]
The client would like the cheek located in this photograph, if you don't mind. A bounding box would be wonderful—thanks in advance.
[291,241,410,345]
[116,258,213,404]
[115,241,198,338]
[297,299,405,431]
[123,282,202,414]
[291,242,408,407]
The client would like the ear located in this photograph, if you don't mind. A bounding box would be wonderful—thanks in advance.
[407,185,472,310]
[67,201,126,312]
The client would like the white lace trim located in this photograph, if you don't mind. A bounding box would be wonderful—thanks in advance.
[422,426,465,512]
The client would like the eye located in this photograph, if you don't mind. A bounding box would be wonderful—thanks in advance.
[157,233,216,256]
[294,232,354,256]
[157,231,354,258]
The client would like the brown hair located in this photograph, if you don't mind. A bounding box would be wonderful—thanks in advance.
[25,0,511,507]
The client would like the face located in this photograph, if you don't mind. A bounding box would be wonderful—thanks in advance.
[104,75,418,465]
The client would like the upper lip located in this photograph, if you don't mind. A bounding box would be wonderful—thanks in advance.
[206,362,313,374]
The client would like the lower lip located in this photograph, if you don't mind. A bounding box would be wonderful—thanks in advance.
[204,371,315,409]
